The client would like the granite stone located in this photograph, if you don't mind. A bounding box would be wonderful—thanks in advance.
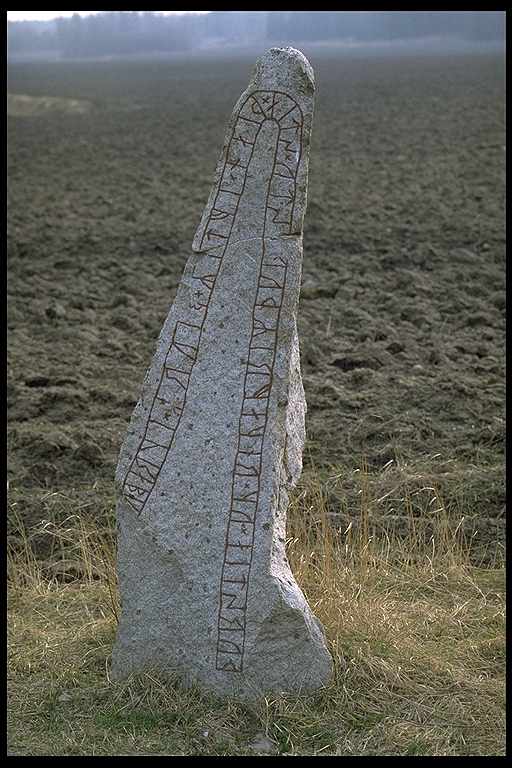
[111,46,333,699]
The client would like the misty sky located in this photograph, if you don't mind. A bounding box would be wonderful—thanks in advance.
[7,11,210,22]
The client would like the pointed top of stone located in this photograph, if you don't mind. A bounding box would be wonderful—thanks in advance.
[192,46,315,253]
[251,47,315,94]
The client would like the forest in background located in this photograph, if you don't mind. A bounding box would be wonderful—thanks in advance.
[7,11,506,59]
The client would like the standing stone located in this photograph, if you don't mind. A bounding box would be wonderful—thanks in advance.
[111,47,332,698]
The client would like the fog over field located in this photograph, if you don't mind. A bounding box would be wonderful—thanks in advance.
[7,11,505,61]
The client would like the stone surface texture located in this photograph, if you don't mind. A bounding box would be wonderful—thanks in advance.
[111,47,333,698]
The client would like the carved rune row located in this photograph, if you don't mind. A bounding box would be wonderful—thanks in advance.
[215,252,289,673]
[215,92,305,674]
[121,89,304,519]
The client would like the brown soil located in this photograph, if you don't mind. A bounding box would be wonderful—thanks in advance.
[7,48,505,556]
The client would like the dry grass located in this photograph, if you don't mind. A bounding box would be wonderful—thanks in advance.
[7,465,505,756]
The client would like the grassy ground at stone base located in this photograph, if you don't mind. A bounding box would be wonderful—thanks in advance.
[7,470,505,757]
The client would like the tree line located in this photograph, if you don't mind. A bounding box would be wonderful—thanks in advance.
[7,11,505,59]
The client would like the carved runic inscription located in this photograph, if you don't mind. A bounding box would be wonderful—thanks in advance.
[213,94,304,674]
[121,90,303,674]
